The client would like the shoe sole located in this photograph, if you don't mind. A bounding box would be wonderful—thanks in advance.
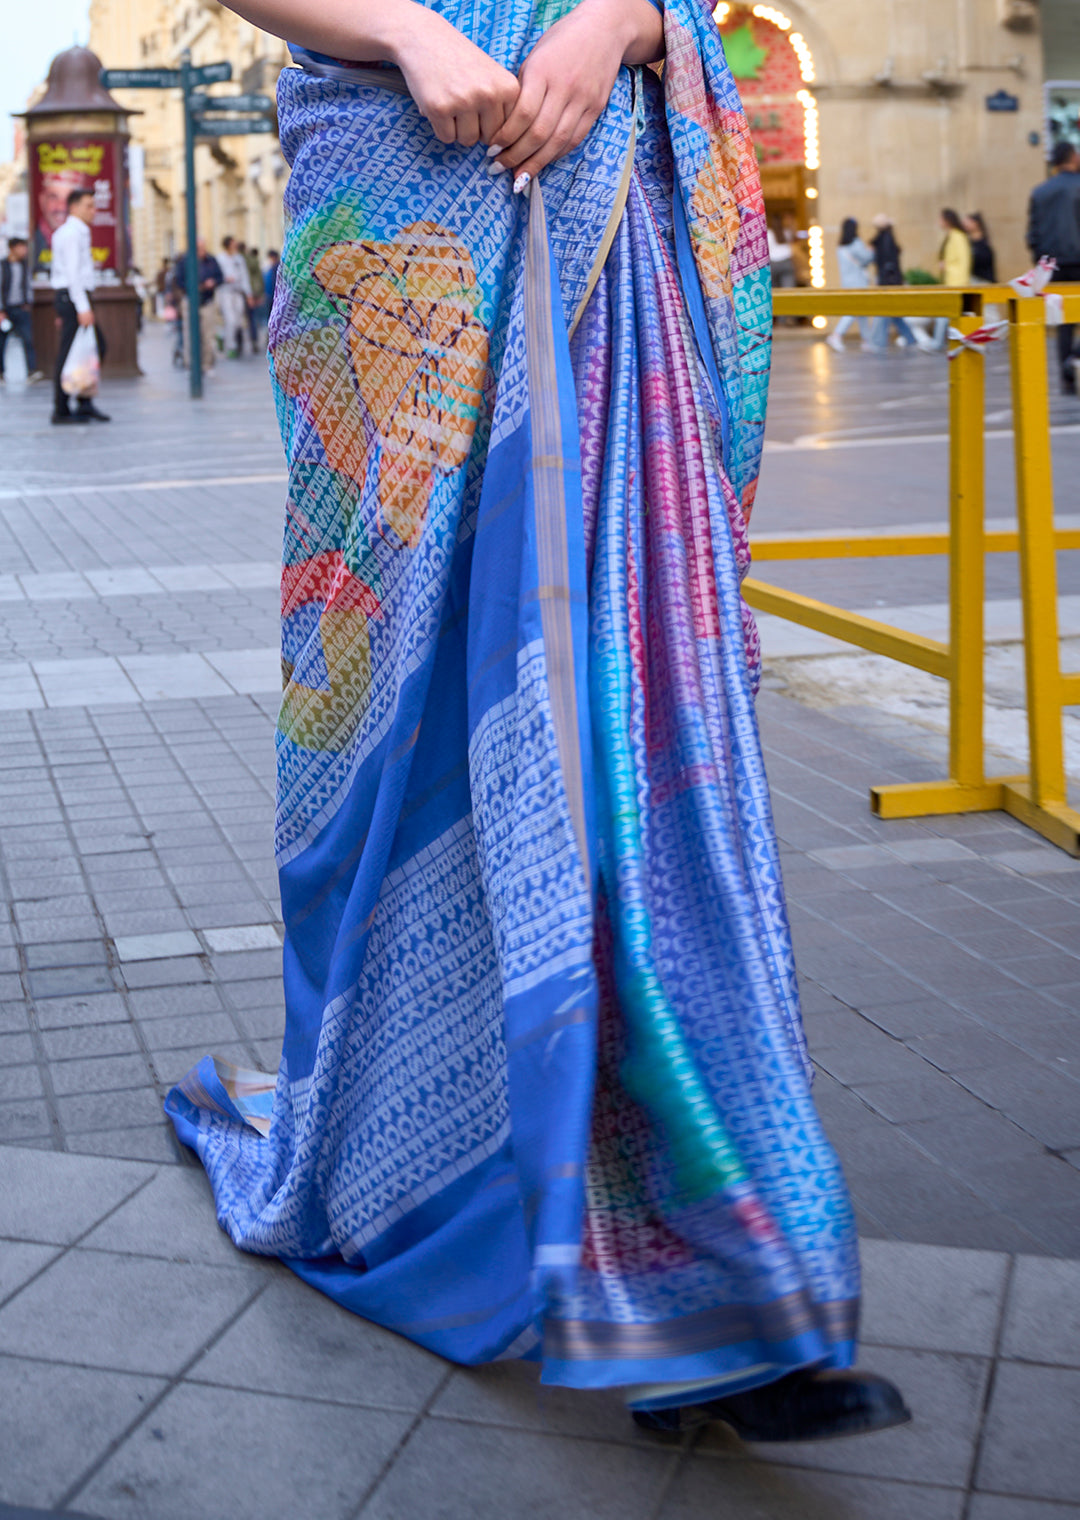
[634,1401,914,1446]
[716,1402,913,1444]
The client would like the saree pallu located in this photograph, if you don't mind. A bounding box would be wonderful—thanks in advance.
[166,0,860,1401]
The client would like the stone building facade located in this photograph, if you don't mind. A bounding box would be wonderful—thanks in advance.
[724,0,1051,284]
[2,0,1073,288]
[87,0,290,278]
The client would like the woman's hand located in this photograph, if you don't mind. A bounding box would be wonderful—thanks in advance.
[487,0,664,190]
[391,6,521,148]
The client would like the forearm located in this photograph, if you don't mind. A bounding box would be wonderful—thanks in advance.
[579,0,664,65]
[221,0,436,63]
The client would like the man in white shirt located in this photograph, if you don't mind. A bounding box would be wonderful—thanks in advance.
[50,188,109,424]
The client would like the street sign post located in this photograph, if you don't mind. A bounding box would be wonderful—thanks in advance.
[193,119,275,137]
[189,93,274,115]
[101,67,180,89]
[190,61,232,86]
[179,52,203,396]
[99,53,276,399]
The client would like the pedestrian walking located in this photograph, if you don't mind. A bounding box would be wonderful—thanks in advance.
[922,209,972,351]
[827,218,874,351]
[767,221,795,290]
[128,263,148,333]
[153,255,173,317]
[217,236,252,357]
[767,219,796,325]
[1027,141,1080,394]
[174,239,223,372]
[964,210,1002,325]
[263,247,280,310]
[165,0,909,1448]
[965,212,997,284]
[0,237,45,385]
[50,188,109,424]
[868,213,918,350]
[242,241,264,343]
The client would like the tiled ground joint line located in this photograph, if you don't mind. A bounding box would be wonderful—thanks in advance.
[0,472,287,502]
[0,648,281,710]
[0,561,280,604]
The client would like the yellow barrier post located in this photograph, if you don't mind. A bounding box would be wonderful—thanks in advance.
[871,310,1012,818]
[998,296,1080,854]
[753,285,1080,851]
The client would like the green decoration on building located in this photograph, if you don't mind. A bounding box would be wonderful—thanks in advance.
[723,21,768,80]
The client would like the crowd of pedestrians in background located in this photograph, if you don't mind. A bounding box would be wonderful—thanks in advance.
[161,239,280,374]
[824,139,1079,388]
[827,206,992,355]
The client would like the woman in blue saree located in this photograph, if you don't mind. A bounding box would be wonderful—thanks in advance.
[166,0,908,1440]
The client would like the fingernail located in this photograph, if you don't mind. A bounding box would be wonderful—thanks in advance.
[485,143,504,158]
[486,161,506,176]
[513,172,531,195]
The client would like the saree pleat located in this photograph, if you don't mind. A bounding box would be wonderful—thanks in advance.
[165,0,860,1395]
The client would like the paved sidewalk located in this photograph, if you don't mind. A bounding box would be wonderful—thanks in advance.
[1,328,1079,1515]
[1,1146,1078,1520]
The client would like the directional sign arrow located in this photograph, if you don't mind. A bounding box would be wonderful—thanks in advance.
[189,93,274,114]
[191,61,233,86]
[194,117,276,136]
[100,67,180,89]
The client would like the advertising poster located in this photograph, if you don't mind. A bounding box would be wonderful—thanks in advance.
[30,136,125,280]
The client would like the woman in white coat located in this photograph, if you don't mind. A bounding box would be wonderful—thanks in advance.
[216,236,252,357]
[827,218,874,351]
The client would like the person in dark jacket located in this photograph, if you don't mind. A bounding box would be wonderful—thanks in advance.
[965,212,997,284]
[0,238,44,384]
[1027,142,1080,393]
[869,214,917,350]
[173,240,223,373]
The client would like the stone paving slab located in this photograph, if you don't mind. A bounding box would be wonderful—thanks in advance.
[0,1147,1077,1520]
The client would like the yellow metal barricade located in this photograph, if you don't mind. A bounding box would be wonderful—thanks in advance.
[996,291,1080,854]
[752,285,1080,853]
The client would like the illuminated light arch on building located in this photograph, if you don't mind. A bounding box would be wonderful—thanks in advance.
[715,2,826,292]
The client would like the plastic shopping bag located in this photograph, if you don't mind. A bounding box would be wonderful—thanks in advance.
[60,325,100,398]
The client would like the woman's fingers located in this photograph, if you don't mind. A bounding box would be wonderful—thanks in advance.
[427,108,458,145]
[496,93,563,172]
[507,105,596,183]
[478,99,509,148]
[398,13,520,146]
[488,75,548,162]
[454,111,482,148]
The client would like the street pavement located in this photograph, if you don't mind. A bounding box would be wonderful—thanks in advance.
[0,325,1077,1517]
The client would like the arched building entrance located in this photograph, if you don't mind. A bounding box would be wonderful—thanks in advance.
[715,2,825,289]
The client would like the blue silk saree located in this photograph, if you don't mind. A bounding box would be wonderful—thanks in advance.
[166,0,860,1404]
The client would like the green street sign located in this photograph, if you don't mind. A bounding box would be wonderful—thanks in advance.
[190,93,273,115]
[191,61,232,86]
[194,118,275,136]
[100,67,180,89]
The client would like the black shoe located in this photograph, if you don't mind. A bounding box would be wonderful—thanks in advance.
[633,1369,912,1445]
[77,404,111,422]
[51,411,88,425]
